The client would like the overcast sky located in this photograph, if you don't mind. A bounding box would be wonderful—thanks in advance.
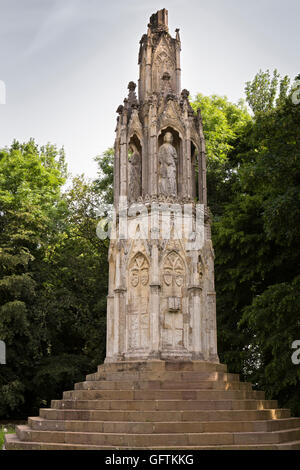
[0,0,299,179]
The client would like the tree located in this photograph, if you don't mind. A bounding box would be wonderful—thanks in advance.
[0,142,109,418]
[0,140,67,417]
[30,176,109,411]
[94,148,114,204]
[213,75,300,414]
[245,69,290,115]
[191,94,252,216]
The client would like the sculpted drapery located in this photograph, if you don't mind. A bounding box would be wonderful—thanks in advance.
[158,132,178,197]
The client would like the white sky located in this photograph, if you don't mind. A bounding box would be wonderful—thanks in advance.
[0,0,299,179]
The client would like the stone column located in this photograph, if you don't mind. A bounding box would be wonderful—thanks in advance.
[119,108,128,200]
[149,100,158,196]
[105,294,114,361]
[175,29,181,96]
[181,102,189,198]
[187,250,204,359]
[145,29,152,99]
[142,117,148,196]
[185,132,192,199]
[207,291,219,362]
[149,240,160,357]
[113,141,120,209]
[188,286,203,360]
[198,112,207,205]
[105,255,115,362]
[112,249,127,361]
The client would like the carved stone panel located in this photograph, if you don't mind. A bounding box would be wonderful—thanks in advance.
[152,47,175,94]
[127,253,150,351]
[161,251,186,349]
[162,251,185,290]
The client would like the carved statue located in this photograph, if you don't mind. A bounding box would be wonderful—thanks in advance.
[129,144,141,201]
[158,132,178,196]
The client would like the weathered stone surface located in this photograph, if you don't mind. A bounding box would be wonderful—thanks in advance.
[106,8,217,363]
[5,360,300,450]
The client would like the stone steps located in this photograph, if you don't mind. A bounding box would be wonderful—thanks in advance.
[4,361,300,450]
[14,424,300,446]
[50,399,277,411]
[86,371,240,382]
[28,417,300,434]
[96,361,228,373]
[39,408,291,422]
[74,380,252,391]
[5,433,300,450]
[62,389,265,401]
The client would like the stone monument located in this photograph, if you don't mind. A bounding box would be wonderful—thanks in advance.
[105,8,218,363]
[5,9,300,450]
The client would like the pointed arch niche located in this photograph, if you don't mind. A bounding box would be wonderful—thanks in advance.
[152,44,176,94]
[158,127,183,197]
[160,250,187,351]
[191,140,200,201]
[126,252,150,352]
[128,134,142,202]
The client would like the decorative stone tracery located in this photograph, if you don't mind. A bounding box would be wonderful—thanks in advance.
[162,251,185,289]
[129,253,149,288]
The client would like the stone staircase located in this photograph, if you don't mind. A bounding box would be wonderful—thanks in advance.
[5,361,300,450]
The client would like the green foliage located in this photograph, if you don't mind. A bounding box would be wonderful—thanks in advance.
[214,73,300,413]
[191,94,251,162]
[94,148,114,204]
[245,69,291,115]
[240,277,300,414]
[0,425,15,449]
[0,142,108,419]
[0,140,67,417]
[191,94,252,216]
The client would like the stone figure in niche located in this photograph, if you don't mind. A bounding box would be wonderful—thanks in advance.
[158,132,178,197]
[129,144,141,201]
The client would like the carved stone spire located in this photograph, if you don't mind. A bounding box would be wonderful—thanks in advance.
[149,8,169,33]
[138,9,181,102]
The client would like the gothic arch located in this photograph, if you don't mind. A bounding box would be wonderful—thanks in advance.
[152,37,176,92]
[128,110,143,147]
[158,126,183,197]
[128,134,142,202]
[191,140,199,200]
[127,251,150,352]
[158,124,183,141]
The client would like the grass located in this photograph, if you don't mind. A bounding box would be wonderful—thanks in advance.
[0,425,15,450]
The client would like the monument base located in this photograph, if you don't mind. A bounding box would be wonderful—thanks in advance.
[105,350,210,363]
[5,360,300,450]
